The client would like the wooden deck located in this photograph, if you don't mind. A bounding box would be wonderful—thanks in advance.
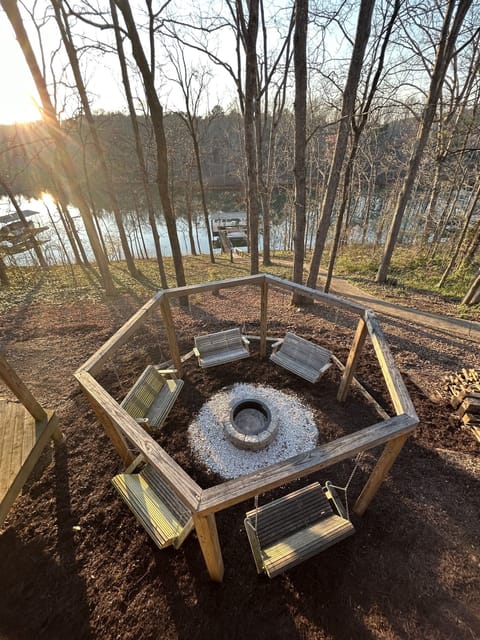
[0,399,60,526]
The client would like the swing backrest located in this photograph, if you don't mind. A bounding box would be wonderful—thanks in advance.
[247,483,333,548]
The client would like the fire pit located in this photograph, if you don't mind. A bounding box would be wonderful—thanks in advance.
[224,398,279,450]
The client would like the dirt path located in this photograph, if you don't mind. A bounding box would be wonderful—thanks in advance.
[327,273,480,343]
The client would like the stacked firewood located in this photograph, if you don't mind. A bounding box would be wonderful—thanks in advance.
[445,369,480,441]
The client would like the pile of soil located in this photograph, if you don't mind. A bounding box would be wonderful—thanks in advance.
[0,287,478,640]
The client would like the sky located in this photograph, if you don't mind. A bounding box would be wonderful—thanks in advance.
[0,17,42,124]
[0,2,236,126]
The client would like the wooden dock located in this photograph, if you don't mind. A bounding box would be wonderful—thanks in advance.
[0,352,62,527]
[0,399,60,525]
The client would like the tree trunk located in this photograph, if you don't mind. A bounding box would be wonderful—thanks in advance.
[307,0,376,290]
[52,0,139,278]
[243,0,260,275]
[292,0,308,304]
[1,0,115,294]
[462,271,480,305]
[438,176,480,287]
[184,170,197,256]
[0,254,9,286]
[461,219,480,267]
[376,0,474,283]
[324,144,357,292]
[115,0,186,291]
[191,136,215,262]
[110,0,168,289]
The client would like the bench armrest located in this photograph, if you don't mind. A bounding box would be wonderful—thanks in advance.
[155,368,178,378]
[135,417,150,429]
[271,339,283,353]
[193,347,200,357]
[241,336,250,346]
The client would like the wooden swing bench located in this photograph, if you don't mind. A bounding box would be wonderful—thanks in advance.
[194,328,250,368]
[270,332,332,383]
[121,365,183,429]
[244,482,354,578]
[111,457,193,550]
[0,353,62,527]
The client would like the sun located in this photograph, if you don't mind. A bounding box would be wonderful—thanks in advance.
[0,93,41,125]
[40,192,56,208]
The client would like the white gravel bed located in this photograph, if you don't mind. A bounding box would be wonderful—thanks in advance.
[187,383,319,479]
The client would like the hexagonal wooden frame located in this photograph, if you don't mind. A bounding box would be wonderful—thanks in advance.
[75,274,418,582]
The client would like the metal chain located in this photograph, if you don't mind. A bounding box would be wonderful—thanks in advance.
[328,451,364,521]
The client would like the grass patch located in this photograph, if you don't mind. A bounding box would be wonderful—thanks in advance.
[0,247,478,320]
[335,246,476,297]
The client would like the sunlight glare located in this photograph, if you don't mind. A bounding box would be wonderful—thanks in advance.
[0,22,42,125]
[40,192,56,208]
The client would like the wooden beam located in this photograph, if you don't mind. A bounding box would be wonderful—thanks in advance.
[192,513,225,582]
[198,413,417,516]
[75,371,202,511]
[0,353,47,422]
[337,317,368,402]
[79,291,163,375]
[160,296,182,375]
[265,274,367,315]
[79,379,134,468]
[332,355,390,420]
[364,311,417,418]
[353,433,411,516]
[259,279,268,357]
[162,274,265,300]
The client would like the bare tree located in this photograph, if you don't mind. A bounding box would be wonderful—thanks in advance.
[438,174,480,286]
[166,47,216,263]
[109,0,168,288]
[324,0,401,293]
[51,0,139,278]
[292,0,308,300]
[376,0,476,283]
[1,0,115,294]
[114,0,186,290]
[462,269,480,304]
[242,0,261,274]
[306,0,376,291]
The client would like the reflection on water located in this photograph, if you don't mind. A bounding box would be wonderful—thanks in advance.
[0,197,295,267]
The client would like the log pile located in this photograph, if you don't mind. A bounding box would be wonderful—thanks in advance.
[445,369,480,442]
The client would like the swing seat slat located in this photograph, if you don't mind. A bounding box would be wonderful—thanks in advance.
[270,333,332,383]
[121,365,183,429]
[111,463,193,550]
[244,482,354,578]
[194,328,250,368]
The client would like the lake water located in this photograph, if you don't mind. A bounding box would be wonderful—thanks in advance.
[0,197,260,266]
[0,195,380,267]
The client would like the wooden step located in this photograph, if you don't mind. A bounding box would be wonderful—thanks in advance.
[111,464,193,550]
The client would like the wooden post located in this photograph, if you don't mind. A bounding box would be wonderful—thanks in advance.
[353,433,410,516]
[82,386,134,467]
[260,278,268,358]
[0,353,47,422]
[193,513,225,582]
[337,317,368,402]
[160,295,182,375]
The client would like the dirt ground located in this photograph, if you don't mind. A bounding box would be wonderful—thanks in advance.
[0,286,479,640]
